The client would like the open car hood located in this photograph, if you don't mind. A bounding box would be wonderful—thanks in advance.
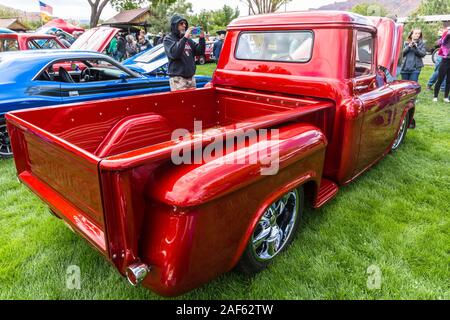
[370,17,404,75]
[123,44,169,75]
[70,27,119,53]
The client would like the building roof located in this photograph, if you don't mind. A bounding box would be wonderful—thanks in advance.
[228,11,375,29]
[0,18,27,31]
[103,8,150,25]
[398,14,450,23]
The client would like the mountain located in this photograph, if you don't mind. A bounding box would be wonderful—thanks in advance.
[0,4,41,22]
[316,0,421,17]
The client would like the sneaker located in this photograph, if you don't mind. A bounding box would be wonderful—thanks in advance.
[433,98,438,102]
[444,98,450,103]
[427,85,433,91]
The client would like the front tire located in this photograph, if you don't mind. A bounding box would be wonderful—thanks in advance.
[236,187,304,274]
[0,118,12,158]
[391,113,409,151]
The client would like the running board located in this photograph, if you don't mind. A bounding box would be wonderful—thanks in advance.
[313,178,339,208]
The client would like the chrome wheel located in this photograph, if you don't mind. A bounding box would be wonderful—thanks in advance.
[392,116,408,151]
[0,122,12,158]
[251,190,299,262]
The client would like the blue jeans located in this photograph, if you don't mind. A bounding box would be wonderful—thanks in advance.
[401,71,421,82]
[113,51,125,62]
[428,58,446,90]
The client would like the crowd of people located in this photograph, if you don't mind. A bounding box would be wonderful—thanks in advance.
[400,26,450,103]
[104,23,226,67]
[106,29,156,61]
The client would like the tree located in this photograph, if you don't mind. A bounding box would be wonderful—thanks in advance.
[350,3,388,16]
[417,0,450,15]
[241,0,291,15]
[211,5,240,28]
[110,0,147,11]
[190,5,239,34]
[148,0,193,34]
[87,0,111,28]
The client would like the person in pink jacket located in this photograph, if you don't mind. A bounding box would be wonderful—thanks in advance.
[433,27,450,103]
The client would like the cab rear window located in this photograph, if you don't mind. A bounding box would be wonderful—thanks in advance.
[235,31,313,63]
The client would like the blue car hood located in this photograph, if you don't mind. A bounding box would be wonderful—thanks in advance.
[123,44,169,76]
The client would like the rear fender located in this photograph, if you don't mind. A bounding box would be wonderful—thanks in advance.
[143,123,327,295]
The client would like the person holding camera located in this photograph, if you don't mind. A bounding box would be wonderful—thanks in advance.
[400,29,427,82]
[163,15,205,91]
[433,27,450,103]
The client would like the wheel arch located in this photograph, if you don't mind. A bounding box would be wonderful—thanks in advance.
[229,176,318,269]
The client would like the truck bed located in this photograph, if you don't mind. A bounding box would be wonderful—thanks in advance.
[8,87,333,160]
[6,86,334,260]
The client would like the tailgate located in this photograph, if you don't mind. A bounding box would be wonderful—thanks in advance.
[6,113,107,254]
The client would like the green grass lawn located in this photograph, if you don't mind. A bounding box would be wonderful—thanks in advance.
[0,65,449,300]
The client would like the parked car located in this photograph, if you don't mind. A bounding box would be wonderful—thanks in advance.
[195,40,215,65]
[6,12,420,296]
[0,33,67,52]
[0,50,211,156]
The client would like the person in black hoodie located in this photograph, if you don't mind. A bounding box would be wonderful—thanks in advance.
[163,15,205,91]
[114,33,126,62]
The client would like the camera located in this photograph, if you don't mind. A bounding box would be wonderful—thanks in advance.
[191,27,202,36]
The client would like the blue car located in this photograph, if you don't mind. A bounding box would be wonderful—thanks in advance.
[0,50,211,157]
[0,28,14,34]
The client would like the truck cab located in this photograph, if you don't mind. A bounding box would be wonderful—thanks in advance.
[6,11,420,296]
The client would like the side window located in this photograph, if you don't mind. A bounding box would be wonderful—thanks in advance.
[0,39,19,52]
[39,39,64,49]
[27,40,40,50]
[355,31,374,77]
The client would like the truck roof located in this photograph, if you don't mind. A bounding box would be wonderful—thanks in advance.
[228,10,376,29]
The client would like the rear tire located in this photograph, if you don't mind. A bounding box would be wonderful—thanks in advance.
[236,187,304,274]
[0,117,12,158]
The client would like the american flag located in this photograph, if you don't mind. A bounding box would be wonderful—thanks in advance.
[39,1,53,16]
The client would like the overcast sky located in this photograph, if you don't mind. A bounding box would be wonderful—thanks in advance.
[0,0,343,20]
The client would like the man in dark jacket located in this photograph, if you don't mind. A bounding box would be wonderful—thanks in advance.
[163,15,205,91]
[114,33,126,62]
[213,30,226,62]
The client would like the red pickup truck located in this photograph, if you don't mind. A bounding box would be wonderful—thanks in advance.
[6,12,420,296]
